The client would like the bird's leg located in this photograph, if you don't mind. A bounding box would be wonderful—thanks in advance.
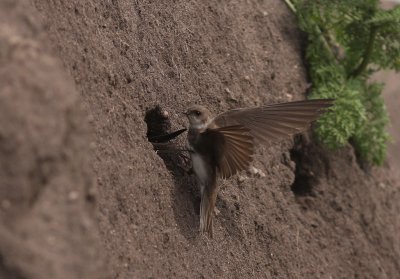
[178,151,193,175]
[151,141,190,153]
[154,148,191,153]
[152,144,193,175]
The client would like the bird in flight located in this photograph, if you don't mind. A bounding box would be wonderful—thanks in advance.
[184,99,334,237]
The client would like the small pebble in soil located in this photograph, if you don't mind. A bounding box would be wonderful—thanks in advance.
[237,175,247,183]
[162,110,169,118]
[225,87,238,102]
[248,166,266,177]
[68,191,79,201]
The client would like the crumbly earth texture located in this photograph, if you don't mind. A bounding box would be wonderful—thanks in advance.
[0,0,399,278]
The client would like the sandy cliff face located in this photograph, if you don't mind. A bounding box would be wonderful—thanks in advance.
[0,1,105,278]
[0,0,399,278]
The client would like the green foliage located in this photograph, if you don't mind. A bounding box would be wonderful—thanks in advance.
[286,0,399,165]
[311,79,366,149]
[352,83,390,165]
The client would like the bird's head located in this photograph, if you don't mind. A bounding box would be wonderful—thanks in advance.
[184,105,212,130]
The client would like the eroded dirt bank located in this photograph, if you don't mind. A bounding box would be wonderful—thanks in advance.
[1,0,399,278]
[0,1,106,278]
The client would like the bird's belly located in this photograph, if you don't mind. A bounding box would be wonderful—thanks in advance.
[191,153,208,186]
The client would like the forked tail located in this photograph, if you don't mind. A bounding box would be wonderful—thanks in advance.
[199,186,217,238]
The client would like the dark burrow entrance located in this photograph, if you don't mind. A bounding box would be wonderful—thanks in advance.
[144,105,172,143]
[145,106,187,145]
[290,149,314,196]
[144,105,188,169]
[289,136,321,197]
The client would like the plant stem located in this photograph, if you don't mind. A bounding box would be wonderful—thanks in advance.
[349,26,378,78]
[284,0,339,65]
[283,0,297,14]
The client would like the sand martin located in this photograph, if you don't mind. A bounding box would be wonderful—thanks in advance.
[184,99,334,237]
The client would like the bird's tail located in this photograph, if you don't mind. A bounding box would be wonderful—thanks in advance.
[199,186,217,238]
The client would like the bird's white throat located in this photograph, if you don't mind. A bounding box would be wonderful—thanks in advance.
[190,118,213,130]
[191,152,208,189]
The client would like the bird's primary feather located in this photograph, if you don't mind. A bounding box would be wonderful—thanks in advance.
[199,126,254,179]
[211,99,334,146]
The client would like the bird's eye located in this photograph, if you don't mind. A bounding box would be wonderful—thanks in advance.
[195,110,201,116]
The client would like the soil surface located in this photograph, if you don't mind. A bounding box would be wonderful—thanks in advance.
[1,0,399,278]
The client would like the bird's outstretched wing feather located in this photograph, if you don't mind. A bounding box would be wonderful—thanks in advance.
[201,125,254,179]
[210,99,334,146]
[202,99,333,179]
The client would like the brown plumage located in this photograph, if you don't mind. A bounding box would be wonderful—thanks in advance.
[185,99,334,237]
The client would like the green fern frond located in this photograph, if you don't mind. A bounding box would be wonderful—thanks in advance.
[285,0,398,165]
[367,6,400,25]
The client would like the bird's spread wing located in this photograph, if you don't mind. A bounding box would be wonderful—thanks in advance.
[201,126,254,179]
[210,99,334,146]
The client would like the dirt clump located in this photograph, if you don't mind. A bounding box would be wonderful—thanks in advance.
[0,1,106,278]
